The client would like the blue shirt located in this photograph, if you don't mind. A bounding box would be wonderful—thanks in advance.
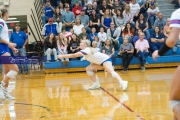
[10,31,27,48]
[150,33,165,40]
[63,11,75,23]
[44,7,54,18]
[88,33,98,42]
[41,23,60,36]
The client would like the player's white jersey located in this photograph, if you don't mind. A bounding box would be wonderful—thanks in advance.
[80,47,110,65]
[170,8,180,28]
[0,18,9,42]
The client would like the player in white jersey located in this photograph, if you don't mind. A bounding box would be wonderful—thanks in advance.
[153,8,180,120]
[58,40,128,90]
[0,9,19,100]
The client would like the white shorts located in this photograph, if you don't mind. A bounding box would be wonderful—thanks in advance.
[169,100,180,111]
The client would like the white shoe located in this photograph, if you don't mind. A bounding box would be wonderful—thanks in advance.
[89,83,100,90]
[120,81,128,91]
[0,83,15,100]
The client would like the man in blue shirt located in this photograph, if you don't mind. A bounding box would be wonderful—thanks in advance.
[10,23,28,74]
[41,0,55,25]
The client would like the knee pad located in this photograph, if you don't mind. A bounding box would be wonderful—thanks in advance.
[111,72,118,78]
[6,70,17,79]
[86,70,94,76]
[169,100,180,111]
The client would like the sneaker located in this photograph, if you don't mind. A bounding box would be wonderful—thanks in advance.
[145,62,149,66]
[65,61,70,65]
[56,60,59,62]
[46,60,50,62]
[120,81,128,91]
[89,83,100,90]
[0,84,15,100]
[62,61,66,65]
[141,66,145,71]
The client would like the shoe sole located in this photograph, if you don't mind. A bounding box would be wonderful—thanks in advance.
[88,86,100,90]
[123,81,128,91]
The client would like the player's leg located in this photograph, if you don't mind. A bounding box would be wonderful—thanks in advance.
[86,63,101,90]
[103,61,128,91]
[169,65,180,120]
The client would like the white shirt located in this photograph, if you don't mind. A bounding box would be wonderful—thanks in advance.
[73,24,84,36]
[129,3,140,17]
[80,47,109,65]
[0,19,9,42]
[147,7,160,14]
[98,32,107,42]
[170,8,180,28]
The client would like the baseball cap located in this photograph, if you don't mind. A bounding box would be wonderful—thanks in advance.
[15,23,20,26]
[48,18,53,22]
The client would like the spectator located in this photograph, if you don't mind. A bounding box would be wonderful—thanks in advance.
[147,2,160,29]
[69,34,80,56]
[137,0,146,14]
[42,0,55,25]
[53,7,63,33]
[122,22,135,43]
[62,4,75,30]
[98,27,107,46]
[92,41,100,51]
[145,0,159,9]
[57,33,69,65]
[89,9,100,32]
[73,17,84,36]
[72,2,82,17]
[136,13,150,40]
[88,27,98,42]
[85,2,93,16]
[133,29,147,45]
[79,27,88,41]
[154,13,166,31]
[62,28,73,39]
[163,18,171,38]
[10,23,28,74]
[100,0,112,16]
[123,4,135,28]
[44,33,59,62]
[58,2,66,15]
[135,32,149,70]
[41,18,60,40]
[112,0,124,15]
[71,0,82,7]
[94,36,102,51]
[101,9,113,32]
[77,8,91,34]
[107,22,120,50]
[150,26,165,53]
[113,9,126,31]
[119,37,134,73]
[102,39,116,68]
[129,0,140,22]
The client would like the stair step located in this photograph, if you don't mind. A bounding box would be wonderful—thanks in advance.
[159,4,174,9]
[156,0,170,4]
[160,9,176,16]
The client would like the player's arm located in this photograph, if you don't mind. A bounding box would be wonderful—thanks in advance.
[58,52,83,59]
[166,27,180,47]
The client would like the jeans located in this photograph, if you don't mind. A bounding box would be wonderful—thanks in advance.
[56,22,62,33]
[145,30,150,41]
[13,48,28,73]
[112,40,119,51]
[122,53,133,70]
[46,48,58,61]
[110,54,116,66]
[150,43,163,53]
[137,51,148,66]
[85,27,92,34]
[148,16,155,29]
[57,50,69,61]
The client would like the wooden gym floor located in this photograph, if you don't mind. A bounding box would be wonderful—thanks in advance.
[0,68,175,120]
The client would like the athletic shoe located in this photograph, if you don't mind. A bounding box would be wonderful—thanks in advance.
[120,81,128,91]
[0,84,15,100]
[62,61,66,65]
[145,62,149,66]
[65,61,70,65]
[141,66,145,71]
[89,83,100,90]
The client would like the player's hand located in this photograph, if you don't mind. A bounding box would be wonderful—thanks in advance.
[8,43,16,49]
[152,50,159,60]
[58,55,63,59]
[12,48,18,53]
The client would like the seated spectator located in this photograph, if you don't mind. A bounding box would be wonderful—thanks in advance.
[73,17,84,36]
[72,2,82,17]
[98,27,107,46]
[42,0,55,25]
[69,34,80,56]
[147,2,160,29]
[44,33,58,62]
[154,13,166,31]
[89,9,100,32]
[129,0,140,22]
[137,0,146,14]
[163,18,171,38]
[145,0,159,9]
[88,27,98,42]
[57,33,69,65]
[113,9,126,31]
[123,4,135,28]
[119,37,134,73]
[53,7,63,33]
[79,27,88,41]
[112,0,124,15]
[101,9,113,32]
[122,22,135,43]
[150,26,165,53]
[62,28,73,40]
[85,2,93,16]
[94,36,102,51]
[92,41,100,52]
[107,22,120,50]
[41,18,60,40]
[61,0,71,6]
[77,9,91,34]
[102,39,116,68]
[133,29,147,45]
[58,2,66,15]
[135,32,149,70]
[100,0,112,16]
[71,0,82,7]
[62,4,75,30]
[136,13,150,40]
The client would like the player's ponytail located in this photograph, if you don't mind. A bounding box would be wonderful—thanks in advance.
[81,40,97,54]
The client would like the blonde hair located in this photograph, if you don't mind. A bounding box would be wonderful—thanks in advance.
[82,40,97,54]
[124,4,131,14]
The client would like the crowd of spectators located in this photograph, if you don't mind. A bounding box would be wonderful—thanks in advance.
[41,0,177,72]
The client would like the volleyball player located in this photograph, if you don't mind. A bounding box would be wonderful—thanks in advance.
[58,40,128,90]
[0,9,19,100]
[152,8,180,120]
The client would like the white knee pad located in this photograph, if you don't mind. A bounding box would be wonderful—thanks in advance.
[169,100,180,111]
[111,72,118,78]
[86,70,94,76]
[6,70,17,79]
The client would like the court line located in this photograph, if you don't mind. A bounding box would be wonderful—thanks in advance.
[100,87,145,120]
